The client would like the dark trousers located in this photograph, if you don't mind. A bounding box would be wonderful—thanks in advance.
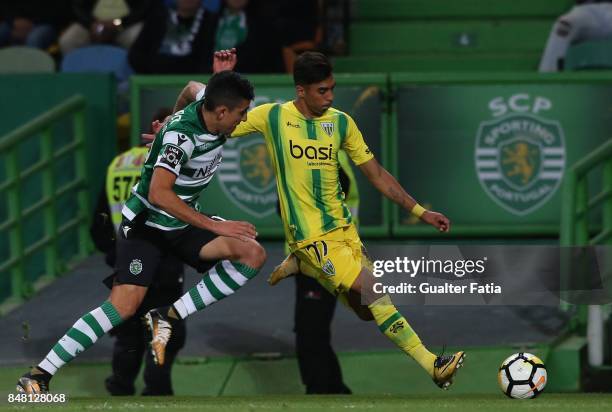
[106,316,186,396]
[295,274,351,394]
[104,270,186,396]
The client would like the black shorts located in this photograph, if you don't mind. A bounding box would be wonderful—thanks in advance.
[114,214,218,287]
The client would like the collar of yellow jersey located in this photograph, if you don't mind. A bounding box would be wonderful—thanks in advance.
[286,101,333,120]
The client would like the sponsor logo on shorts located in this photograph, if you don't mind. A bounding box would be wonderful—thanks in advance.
[129,259,143,275]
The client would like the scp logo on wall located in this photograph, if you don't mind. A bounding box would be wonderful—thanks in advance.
[475,94,566,216]
[218,136,277,218]
[217,94,288,217]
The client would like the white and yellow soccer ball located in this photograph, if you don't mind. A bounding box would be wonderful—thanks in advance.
[498,352,547,399]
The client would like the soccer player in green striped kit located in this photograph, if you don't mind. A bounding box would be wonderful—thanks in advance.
[17,55,266,394]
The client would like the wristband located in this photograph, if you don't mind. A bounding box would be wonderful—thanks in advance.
[410,204,426,218]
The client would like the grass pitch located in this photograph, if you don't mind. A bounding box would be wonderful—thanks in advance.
[2,394,612,412]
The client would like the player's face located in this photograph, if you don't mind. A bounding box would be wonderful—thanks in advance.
[217,99,251,134]
[301,76,335,117]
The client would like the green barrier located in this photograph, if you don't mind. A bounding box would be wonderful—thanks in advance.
[390,72,612,237]
[561,139,612,247]
[353,0,573,20]
[560,139,612,366]
[130,74,390,238]
[0,74,116,307]
[566,39,612,71]
[0,96,91,308]
[0,73,117,210]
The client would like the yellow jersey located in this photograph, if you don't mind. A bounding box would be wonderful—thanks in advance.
[231,101,373,248]
[106,146,148,231]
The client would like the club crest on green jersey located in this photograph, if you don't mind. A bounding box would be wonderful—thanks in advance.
[218,136,277,217]
[475,112,565,216]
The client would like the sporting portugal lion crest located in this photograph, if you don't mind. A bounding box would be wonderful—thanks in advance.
[218,136,277,217]
[475,113,565,216]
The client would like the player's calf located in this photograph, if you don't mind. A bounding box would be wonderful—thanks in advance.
[147,259,263,366]
[16,300,123,391]
[109,283,149,319]
[350,269,467,388]
[346,289,374,321]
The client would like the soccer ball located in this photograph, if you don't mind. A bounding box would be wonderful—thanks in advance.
[498,352,547,399]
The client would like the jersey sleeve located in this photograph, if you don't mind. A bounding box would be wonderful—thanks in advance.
[231,103,273,138]
[154,131,195,176]
[342,114,374,166]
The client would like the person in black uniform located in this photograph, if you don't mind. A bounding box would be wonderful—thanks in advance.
[280,165,352,394]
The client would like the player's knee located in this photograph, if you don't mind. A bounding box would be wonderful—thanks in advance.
[246,241,267,268]
[112,300,139,319]
[109,285,146,319]
[356,307,375,321]
[350,303,374,321]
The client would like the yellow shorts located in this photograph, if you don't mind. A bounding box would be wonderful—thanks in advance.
[293,225,373,295]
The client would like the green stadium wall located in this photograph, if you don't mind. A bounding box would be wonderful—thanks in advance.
[130,72,612,239]
[3,71,612,306]
[0,74,117,304]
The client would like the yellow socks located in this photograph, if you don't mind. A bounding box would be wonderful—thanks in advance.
[368,295,436,377]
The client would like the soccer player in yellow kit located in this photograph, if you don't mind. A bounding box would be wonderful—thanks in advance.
[231,52,465,389]
[176,50,465,389]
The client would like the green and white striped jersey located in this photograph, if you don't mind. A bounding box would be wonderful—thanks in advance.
[122,99,225,231]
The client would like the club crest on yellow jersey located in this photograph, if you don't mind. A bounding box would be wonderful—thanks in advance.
[320,122,334,137]
[322,259,336,276]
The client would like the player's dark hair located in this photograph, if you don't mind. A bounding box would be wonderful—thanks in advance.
[293,52,332,86]
[204,71,254,111]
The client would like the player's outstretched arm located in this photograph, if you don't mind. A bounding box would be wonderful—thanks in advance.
[149,167,257,242]
[173,80,206,113]
[173,49,238,113]
[358,158,450,232]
